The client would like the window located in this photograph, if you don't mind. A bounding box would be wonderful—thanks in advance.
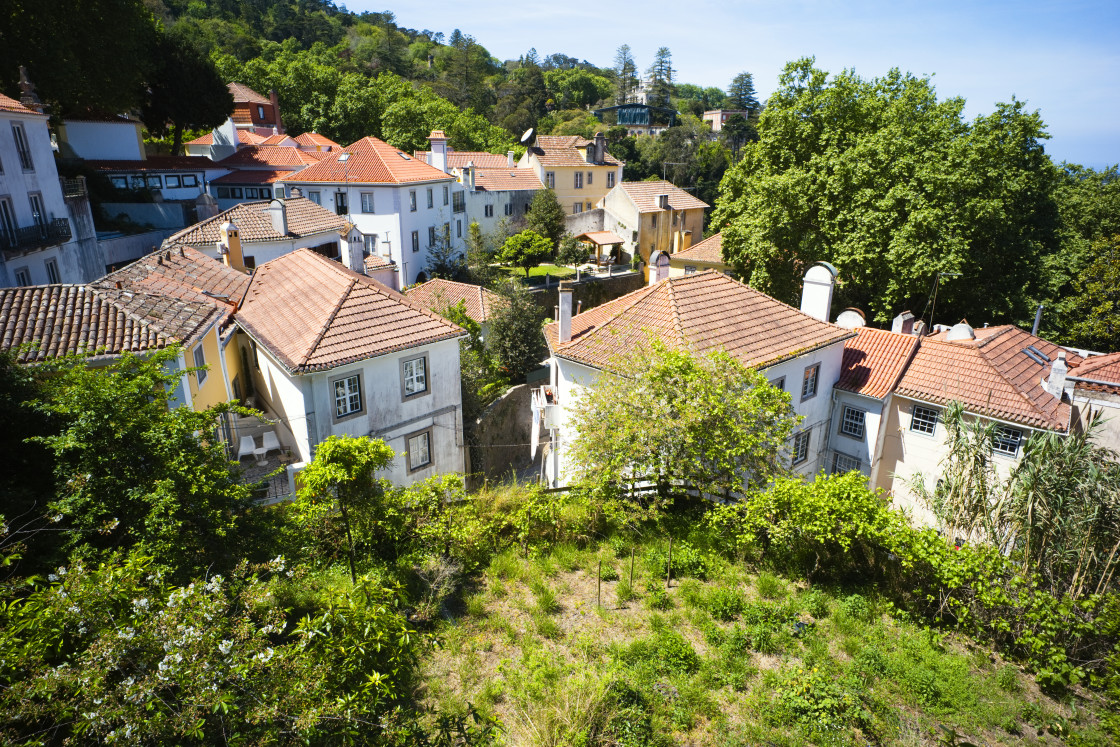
[243,256,256,270]
[257,105,265,120]
[792,431,811,465]
[443,222,450,242]
[452,191,465,213]
[574,172,583,189]
[28,193,45,228]
[650,214,658,228]
[216,187,231,198]
[182,175,198,187]
[443,185,449,205]
[607,171,616,188]
[409,190,417,211]
[12,123,32,171]
[45,259,59,284]
[260,188,271,199]
[840,406,866,439]
[545,171,555,188]
[427,188,434,208]
[504,203,513,216]
[245,188,258,199]
[309,191,321,205]
[586,201,592,210]
[193,344,207,385]
[109,176,127,189]
[801,363,820,401]
[428,226,437,247]
[832,453,861,474]
[456,219,462,238]
[230,187,243,198]
[910,405,939,435]
[0,197,15,245]
[411,230,420,252]
[993,426,1023,457]
[401,355,428,398]
[406,428,432,472]
[484,204,494,217]
[164,175,181,188]
[587,171,592,185]
[14,267,31,286]
[131,175,146,189]
[146,175,162,189]
[363,234,378,252]
[334,191,348,216]
[361,192,374,213]
[333,374,363,419]
[573,203,582,214]
[769,377,785,391]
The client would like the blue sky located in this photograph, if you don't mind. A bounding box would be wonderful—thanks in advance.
[350,0,1119,168]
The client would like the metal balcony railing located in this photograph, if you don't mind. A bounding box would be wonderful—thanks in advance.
[1,218,72,254]
[60,176,87,199]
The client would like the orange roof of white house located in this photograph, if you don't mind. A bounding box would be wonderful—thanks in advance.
[527,135,622,168]
[281,136,455,185]
[415,150,511,169]
[294,132,340,149]
[167,197,348,247]
[0,93,43,116]
[617,180,709,213]
[216,146,324,168]
[545,270,853,372]
[235,249,464,374]
[835,327,920,400]
[185,129,267,147]
[671,233,725,265]
[473,169,544,192]
[404,279,503,324]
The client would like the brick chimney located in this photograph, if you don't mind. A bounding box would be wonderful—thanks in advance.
[429,130,448,174]
[558,283,573,343]
[269,89,284,133]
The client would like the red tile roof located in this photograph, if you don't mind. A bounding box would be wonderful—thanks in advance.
[836,327,920,400]
[216,145,324,168]
[167,197,348,247]
[228,82,270,104]
[473,169,544,192]
[0,93,42,116]
[293,132,339,149]
[896,324,1080,431]
[284,137,455,185]
[416,150,511,169]
[211,169,287,185]
[404,279,503,323]
[363,254,395,271]
[528,135,622,168]
[618,180,709,213]
[85,156,214,172]
[1071,351,1120,394]
[545,270,853,371]
[236,250,465,373]
[185,129,267,147]
[672,233,725,265]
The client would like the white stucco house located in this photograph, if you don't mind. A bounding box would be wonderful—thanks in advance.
[534,264,855,487]
[233,248,468,485]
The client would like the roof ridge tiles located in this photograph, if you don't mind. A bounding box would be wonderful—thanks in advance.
[665,275,689,352]
[300,276,356,368]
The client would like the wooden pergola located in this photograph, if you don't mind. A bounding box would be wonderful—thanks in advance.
[575,231,625,267]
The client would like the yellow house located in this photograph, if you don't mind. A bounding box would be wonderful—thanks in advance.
[668,232,731,277]
[597,180,709,280]
[518,133,623,215]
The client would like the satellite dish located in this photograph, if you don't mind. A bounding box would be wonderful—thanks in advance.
[520,127,535,145]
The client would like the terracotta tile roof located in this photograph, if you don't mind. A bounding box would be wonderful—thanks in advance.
[1,247,249,363]
[896,325,1080,431]
[577,231,625,245]
[836,327,920,399]
[216,145,323,168]
[472,169,544,192]
[284,137,454,185]
[415,150,510,169]
[211,169,287,185]
[1071,351,1120,394]
[672,233,724,264]
[256,134,290,146]
[528,135,622,168]
[0,93,42,116]
[228,82,270,104]
[185,129,266,147]
[404,279,503,323]
[545,270,853,371]
[618,180,709,213]
[167,197,348,247]
[363,254,395,271]
[85,156,214,172]
[236,249,464,374]
[293,132,340,149]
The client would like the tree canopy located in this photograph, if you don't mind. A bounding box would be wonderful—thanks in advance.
[726,71,759,113]
[498,229,553,276]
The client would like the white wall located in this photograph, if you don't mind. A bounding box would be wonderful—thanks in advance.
[249,340,313,461]
[827,390,885,477]
[60,120,143,160]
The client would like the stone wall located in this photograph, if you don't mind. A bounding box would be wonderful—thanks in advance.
[471,383,544,484]
[528,269,644,318]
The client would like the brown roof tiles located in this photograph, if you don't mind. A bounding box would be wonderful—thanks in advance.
[672,233,725,265]
[0,93,43,116]
[228,82,270,104]
[618,180,709,213]
[167,197,348,247]
[404,279,503,323]
[472,169,544,192]
[528,135,622,168]
[836,327,920,400]
[216,146,324,168]
[284,136,454,185]
[415,150,511,169]
[185,129,266,147]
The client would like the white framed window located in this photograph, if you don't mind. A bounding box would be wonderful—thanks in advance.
[801,363,820,401]
[146,175,163,188]
[165,174,182,188]
[484,204,494,217]
[45,259,59,284]
[14,267,31,286]
[427,188,434,208]
[587,171,593,185]
[993,426,1024,457]
[334,191,348,216]
[443,185,449,205]
[409,190,417,211]
[574,172,583,189]
[792,430,811,465]
[832,452,861,474]
[504,203,513,216]
[769,376,785,391]
[910,405,939,435]
[361,192,374,212]
[193,344,207,385]
[545,171,555,189]
[363,234,378,252]
[182,174,198,187]
[245,188,258,199]
[333,374,362,418]
[840,406,866,440]
[573,203,582,214]
[0,197,16,246]
[12,123,33,171]
[402,355,428,398]
[28,193,45,228]
[411,230,420,252]
[406,428,432,472]
[452,191,465,213]
[428,226,437,247]
[607,171,616,188]
[257,105,265,119]
[309,190,321,205]
[456,220,462,238]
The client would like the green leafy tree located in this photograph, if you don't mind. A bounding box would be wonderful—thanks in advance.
[556,234,590,267]
[297,435,395,583]
[498,229,553,276]
[488,281,547,380]
[644,47,675,108]
[568,340,797,499]
[141,33,233,155]
[543,68,613,110]
[36,348,252,578]
[525,187,566,249]
[1064,234,1120,351]
[438,301,508,427]
[726,71,760,113]
[494,63,548,136]
[614,44,639,104]
[719,113,755,160]
[712,58,1059,326]
[424,232,468,281]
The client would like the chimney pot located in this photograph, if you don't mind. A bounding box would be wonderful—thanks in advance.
[558,283,573,344]
[1046,350,1069,400]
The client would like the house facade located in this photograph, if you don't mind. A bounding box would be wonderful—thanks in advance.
[598,180,708,280]
[668,232,731,277]
[518,134,623,216]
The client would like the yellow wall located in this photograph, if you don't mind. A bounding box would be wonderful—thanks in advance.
[520,153,621,216]
[186,325,229,410]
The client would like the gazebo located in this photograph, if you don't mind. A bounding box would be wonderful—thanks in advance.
[575,231,625,268]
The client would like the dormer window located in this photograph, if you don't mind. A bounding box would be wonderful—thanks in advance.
[257,105,266,120]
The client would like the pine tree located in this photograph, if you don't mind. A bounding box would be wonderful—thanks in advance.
[614,44,638,105]
[645,47,675,108]
[727,71,759,114]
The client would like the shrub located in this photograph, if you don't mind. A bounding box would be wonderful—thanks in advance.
[644,581,674,611]
[644,541,709,581]
[801,588,831,619]
[755,571,784,599]
[616,577,637,605]
[624,628,701,675]
[706,587,747,621]
[839,593,872,622]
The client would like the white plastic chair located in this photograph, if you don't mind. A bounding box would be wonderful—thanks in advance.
[237,435,257,461]
[261,430,282,457]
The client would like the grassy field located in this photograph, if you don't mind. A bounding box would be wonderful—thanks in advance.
[499,263,578,283]
[419,537,1109,746]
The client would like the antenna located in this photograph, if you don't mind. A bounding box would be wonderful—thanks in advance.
[922,271,962,331]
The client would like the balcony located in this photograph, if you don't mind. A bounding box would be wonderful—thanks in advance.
[60,176,88,199]
[2,218,72,256]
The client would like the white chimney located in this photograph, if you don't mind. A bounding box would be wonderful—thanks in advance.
[507,150,516,168]
[429,130,448,174]
[462,161,475,192]
[800,262,837,322]
[267,199,287,236]
[834,308,866,329]
[558,283,573,344]
[1046,351,1068,399]
[891,311,915,335]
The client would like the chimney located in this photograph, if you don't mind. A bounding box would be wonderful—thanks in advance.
[17,66,44,114]
[891,310,915,335]
[269,89,284,133]
[462,161,475,192]
[912,320,927,337]
[594,131,606,164]
[657,194,670,210]
[268,199,287,236]
[800,262,837,322]
[1046,351,1068,399]
[1032,304,1044,336]
[507,150,516,168]
[558,283,573,344]
[429,130,448,173]
[219,220,245,272]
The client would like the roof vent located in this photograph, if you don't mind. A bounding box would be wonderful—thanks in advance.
[945,321,975,341]
[834,308,866,329]
[1023,345,1050,365]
